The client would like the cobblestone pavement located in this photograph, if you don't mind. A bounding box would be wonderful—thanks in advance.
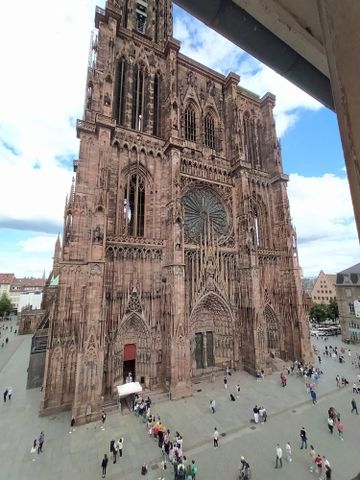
[0,324,359,480]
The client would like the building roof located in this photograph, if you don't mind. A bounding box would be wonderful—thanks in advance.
[0,273,15,284]
[337,262,360,275]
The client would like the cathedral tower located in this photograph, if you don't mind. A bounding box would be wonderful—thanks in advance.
[40,0,311,422]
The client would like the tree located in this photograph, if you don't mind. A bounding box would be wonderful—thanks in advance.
[327,298,339,321]
[309,303,329,323]
[0,293,13,317]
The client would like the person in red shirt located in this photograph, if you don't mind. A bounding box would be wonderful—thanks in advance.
[315,454,323,477]
[336,421,344,440]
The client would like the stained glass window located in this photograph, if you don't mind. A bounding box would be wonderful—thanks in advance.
[182,188,227,241]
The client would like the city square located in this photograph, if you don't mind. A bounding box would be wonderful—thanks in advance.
[1,317,360,479]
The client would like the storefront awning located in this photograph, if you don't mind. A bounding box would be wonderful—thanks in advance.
[116,382,142,398]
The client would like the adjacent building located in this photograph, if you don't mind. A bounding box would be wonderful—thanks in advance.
[311,270,336,304]
[0,273,45,312]
[336,263,360,342]
[0,273,15,297]
[39,0,311,423]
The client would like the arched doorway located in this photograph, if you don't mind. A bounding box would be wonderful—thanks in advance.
[189,293,234,373]
[112,314,151,388]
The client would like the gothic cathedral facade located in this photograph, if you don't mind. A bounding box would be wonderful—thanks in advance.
[40,0,311,421]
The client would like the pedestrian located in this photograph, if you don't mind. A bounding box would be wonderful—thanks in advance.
[351,398,358,414]
[7,387,12,400]
[300,427,308,449]
[236,384,241,397]
[310,389,317,405]
[158,460,167,480]
[314,454,322,477]
[275,444,283,468]
[213,427,219,448]
[230,393,236,401]
[188,459,197,480]
[101,410,106,424]
[352,383,358,393]
[259,405,267,422]
[210,399,216,414]
[253,405,260,424]
[3,388,8,403]
[327,416,334,434]
[309,445,316,472]
[239,456,250,479]
[285,442,292,462]
[336,420,344,440]
[38,431,44,453]
[117,437,123,457]
[223,376,228,389]
[30,439,37,461]
[325,464,332,479]
[336,375,340,387]
[70,416,76,433]
[101,454,108,478]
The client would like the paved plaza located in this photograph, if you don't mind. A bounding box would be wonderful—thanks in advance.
[1,320,360,480]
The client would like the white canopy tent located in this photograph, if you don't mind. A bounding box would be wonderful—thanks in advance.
[116,381,142,399]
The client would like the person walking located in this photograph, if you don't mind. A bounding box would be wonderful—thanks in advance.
[210,399,216,414]
[190,460,198,480]
[300,427,308,449]
[38,432,45,453]
[3,388,8,403]
[239,456,250,479]
[117,437,123,458]
[285,442,292,462]
[30,439,37,461]
[275,444,283,468]
[314,454,322,477]
[236,384,241,397]
[309,445,316,472]
[223,376,228,389]
[101,410,107,424]
[213,427,219,448]
[101,454,108,478]
[310,389,317,405]
[351,398,358,414]
[336,420,344,440]
[327,416,334,434]
[7,387,12,400]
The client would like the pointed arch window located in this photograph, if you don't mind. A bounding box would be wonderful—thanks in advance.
[264,307,280,352]
[254,209,260,247]
[135,1,148,34]
[204,113,216,149]
[124,174,145,237]
[114,58,126,125]
[132,65,146,131]
[153,73,160,136]
[185,105,196,142]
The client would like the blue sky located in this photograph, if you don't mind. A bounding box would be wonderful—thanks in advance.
[0,0,358,278]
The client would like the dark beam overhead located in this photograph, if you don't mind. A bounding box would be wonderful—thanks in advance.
[174,0,334,111]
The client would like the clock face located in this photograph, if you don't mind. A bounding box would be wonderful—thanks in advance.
[182,188,228,241]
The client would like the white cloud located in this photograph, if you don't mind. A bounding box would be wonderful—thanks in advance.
[0,0,104,231]
[18,235,58,254]
[288,173,359,276]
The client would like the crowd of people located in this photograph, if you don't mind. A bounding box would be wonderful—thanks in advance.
[100,393,199,479]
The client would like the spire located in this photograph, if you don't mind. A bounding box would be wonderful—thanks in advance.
[54,234,62,262]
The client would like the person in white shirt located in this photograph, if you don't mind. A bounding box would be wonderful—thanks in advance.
[285,442,292,462]
[275,444,283,468]
[213,427,219,448]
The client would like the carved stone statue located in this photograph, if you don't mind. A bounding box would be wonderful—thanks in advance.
[93,225,103,244]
